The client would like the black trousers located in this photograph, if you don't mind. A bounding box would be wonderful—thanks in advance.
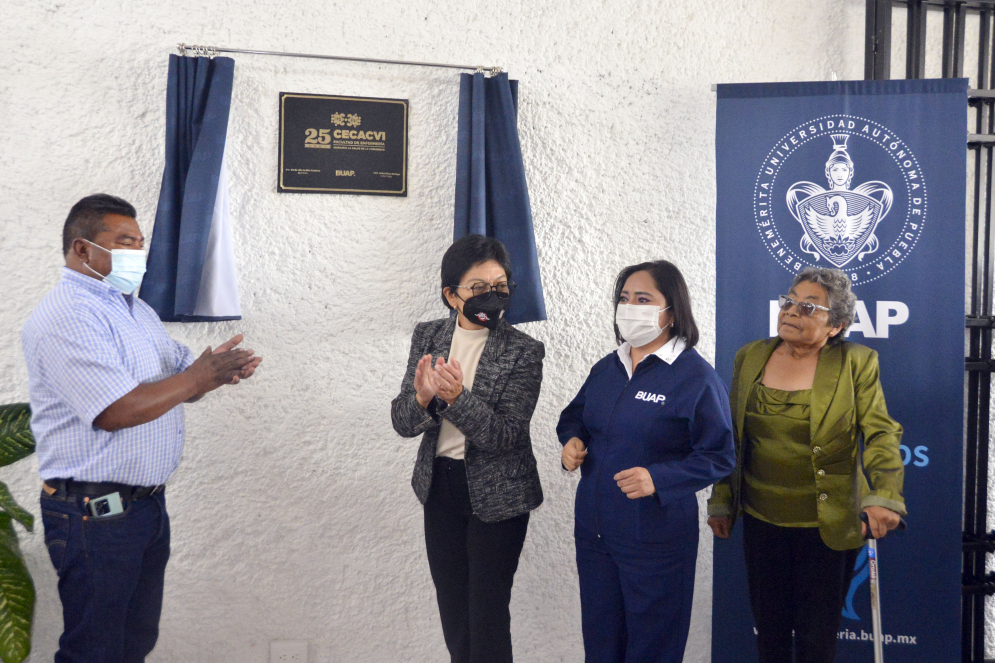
[424,457,530,663]
[743,513,859,663]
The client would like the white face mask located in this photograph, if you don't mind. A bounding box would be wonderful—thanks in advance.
[616,303,670,348]
[81,240,147,295]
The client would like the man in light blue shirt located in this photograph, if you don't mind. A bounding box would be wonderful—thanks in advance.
[23,194,262,663]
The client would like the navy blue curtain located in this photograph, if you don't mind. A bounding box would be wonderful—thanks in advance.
[141,55,240,322]
[454,72,546,324]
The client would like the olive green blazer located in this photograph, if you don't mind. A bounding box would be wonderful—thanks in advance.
[707,338,906,550]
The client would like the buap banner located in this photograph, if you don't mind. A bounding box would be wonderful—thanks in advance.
[713,79,967,662]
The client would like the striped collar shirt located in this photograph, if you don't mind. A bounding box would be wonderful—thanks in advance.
[22,268,196,486]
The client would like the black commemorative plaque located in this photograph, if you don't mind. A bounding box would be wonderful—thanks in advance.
[278,93,408,195]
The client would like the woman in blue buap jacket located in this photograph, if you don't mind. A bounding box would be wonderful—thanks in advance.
[557,259,736,663]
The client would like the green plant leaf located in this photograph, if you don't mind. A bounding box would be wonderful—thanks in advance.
[0,485,31,534]
[0,405,33,469]
[0,513,34,663]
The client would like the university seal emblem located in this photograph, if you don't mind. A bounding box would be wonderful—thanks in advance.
[753,115,926,285]
[787,134,893,267]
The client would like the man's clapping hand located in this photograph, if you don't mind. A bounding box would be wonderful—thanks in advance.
[212,334,263,384]
[93,335,263,431]
[186,335,262,397]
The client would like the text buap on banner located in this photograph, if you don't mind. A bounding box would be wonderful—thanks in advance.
[713,79,966,663]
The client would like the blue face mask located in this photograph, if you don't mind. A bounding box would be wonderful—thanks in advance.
[81,240,147,295]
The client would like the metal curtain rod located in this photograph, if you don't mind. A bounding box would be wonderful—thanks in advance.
[177,43,502,75]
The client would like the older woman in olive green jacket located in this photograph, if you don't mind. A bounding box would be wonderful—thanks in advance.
[707,267,905,663]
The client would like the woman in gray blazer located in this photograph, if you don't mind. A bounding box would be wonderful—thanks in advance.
[391,235,544,663]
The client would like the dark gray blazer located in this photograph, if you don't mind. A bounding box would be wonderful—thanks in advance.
[391,316,544,523]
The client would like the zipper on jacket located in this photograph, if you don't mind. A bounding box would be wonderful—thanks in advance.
[595,370,637,538]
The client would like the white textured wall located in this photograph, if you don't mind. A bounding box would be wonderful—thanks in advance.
[0,1,870,661]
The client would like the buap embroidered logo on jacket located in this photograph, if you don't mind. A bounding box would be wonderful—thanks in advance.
[635,391,666,404]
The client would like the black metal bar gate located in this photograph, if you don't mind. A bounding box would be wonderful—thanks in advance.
[865,1,995,660]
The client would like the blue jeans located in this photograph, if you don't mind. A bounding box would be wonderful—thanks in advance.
[40,489,170,663]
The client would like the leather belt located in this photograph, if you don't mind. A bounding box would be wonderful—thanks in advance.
[43,479,163,502]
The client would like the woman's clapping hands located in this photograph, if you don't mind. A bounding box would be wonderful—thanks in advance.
[434,358,464,404]
[414,355,465,408]
[414,355,441,408]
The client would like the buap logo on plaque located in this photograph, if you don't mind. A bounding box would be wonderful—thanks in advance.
[753,115,926,285]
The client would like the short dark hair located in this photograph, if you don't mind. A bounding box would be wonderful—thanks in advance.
[612,260,699,349]
[440,235,513,310]
[63,194,137,255]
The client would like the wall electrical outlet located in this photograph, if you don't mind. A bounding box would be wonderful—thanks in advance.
[270,640,308,663]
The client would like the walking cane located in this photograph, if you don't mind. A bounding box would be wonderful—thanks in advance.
[858,512,908,663]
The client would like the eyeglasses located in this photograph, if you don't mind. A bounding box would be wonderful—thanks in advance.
[778,295,830,317]
[455,281,517,300]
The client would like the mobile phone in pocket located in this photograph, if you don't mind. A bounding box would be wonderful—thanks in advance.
[88,493,124,518]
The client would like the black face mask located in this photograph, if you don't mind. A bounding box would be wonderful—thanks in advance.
[461,292,510,329]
